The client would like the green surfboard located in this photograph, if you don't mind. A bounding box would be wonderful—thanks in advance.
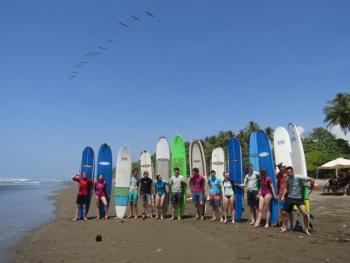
[171,134,187,218]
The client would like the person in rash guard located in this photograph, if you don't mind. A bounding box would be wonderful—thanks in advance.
[254,169,278,228]
[72,172,94,221]
[94,174,108,220]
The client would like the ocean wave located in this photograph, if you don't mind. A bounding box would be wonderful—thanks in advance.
[0,178,64,185]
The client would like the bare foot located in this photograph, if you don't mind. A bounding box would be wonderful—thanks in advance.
[178,216,181,221]
[231,220,236,224]
[72,217,78,221]
[154,216,159,220]
[170,216,175,221]
[95,217,100,220]
[105,216,108,220]
[194,216,200,221]
[249,221,255,225]
[83,217,88,221]
[280,227,288,233]
[264,224,269,229]
[224,219,228,224]
[254,224,259,228]
[304,229,311,236]
[134,215,138,219]
[127,215,132,219]
[160,216,164,220]
[200,216,204,220]
[211,217,216,222]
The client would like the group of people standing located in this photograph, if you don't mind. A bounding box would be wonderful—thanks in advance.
[72,164,314,235]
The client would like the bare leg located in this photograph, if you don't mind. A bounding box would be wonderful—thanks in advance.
[223,197,228,223]
[133,202,138,219]
[230,196,235,224]
[281,210,288,232]
[83,204,88,220]
[73,204,80,221]
[95,197,100,220]
[299,205,311,235]
[128,201,133,218]
[263,194,272,228]
[254,196,264,227]
[160,195,165,219]
[101,196,108,219]
[154,195,160,219]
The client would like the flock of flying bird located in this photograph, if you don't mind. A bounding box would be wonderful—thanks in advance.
[67,11,156,80]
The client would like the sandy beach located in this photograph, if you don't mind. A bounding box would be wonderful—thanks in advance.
[10,183,350,263]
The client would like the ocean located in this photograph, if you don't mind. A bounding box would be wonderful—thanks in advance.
[0,177,65,261]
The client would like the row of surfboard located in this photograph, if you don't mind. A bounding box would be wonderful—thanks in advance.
[79,123,308,223]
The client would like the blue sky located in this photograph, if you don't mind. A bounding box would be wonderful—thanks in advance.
[1,0,349,179]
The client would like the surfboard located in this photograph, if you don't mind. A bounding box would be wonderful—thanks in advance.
[273,127,292,167]
[156,137,170,215]
[96,143,112,218]
[79,146,95,219]
[256,131,278,225]
[189,140,207,214]
[114,147,132,219]
[249,132,260,173]
[228,138,244,221]
[288,123,310,213]
[211,147,225,181]
[171,134,187,218]
[140,150,153,179]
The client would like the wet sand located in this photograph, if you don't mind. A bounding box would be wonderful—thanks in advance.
[10,184,350,263]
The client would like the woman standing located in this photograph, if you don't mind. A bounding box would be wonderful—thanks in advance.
[154,175,168,220]
[254,169,277,228]
[94,174,108,220]
[222,172,235,224]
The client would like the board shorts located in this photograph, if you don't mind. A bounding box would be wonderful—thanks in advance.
[283,197,305,213]
[128,191,138,202]
[141,193,151,202]
[76,194,88,205]
[278,199,287,210]
[247,190,258,208]
[156,192,166,197]
[192,192,204,204]
[171,192,182,205]
[209,194,221,207]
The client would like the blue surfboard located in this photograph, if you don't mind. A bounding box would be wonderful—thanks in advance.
[96,143,112,218]
[256,130,278,225]
[228,138,244,221]
[79,146,95,219]
[249,132,260,173]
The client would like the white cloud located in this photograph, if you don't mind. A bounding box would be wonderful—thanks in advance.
[297,126,305,138]
[329,125,350,143]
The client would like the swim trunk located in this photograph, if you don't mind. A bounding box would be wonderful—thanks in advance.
[128,191,138,202]
[171,192,182,205]
[209,194,221,207]
[192,192,204,204]
[283,197,305,212]
[76,194,88,205]
[247,190,258,208]
[141,193,151,201]
[278,199,286,210]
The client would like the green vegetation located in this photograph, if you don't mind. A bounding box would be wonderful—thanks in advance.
[324,92,350,134]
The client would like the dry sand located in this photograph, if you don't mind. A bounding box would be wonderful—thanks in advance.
[10,183,350,263]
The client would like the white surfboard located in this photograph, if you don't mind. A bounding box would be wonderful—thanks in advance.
[156,137,170,180]
[114,147,132,219]
[287,123,307,177]
[156,137,170,215]
[273,127,292,167]
[211,147,225,180]
[189,140,207,178]
[140,150,153,179]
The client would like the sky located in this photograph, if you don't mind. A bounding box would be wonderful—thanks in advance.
[0,0,349,179]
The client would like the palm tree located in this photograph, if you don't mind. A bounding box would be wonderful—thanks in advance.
[246,121,260,133]
[324,92,350,134]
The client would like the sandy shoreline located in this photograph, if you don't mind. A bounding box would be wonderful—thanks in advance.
[9,183,350,263]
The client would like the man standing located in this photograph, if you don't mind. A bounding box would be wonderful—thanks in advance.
[207,170,222,221]
[243,164,259,225]
[128,168,140,219]
[72,172,94,221]
[189,167,206,220]
[276,165,288,231]
[281,166,314,235]
[140,171,153,219]
[169,167,186,220]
